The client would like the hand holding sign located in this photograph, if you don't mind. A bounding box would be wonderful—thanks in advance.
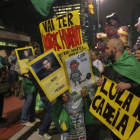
[115,82,131,92]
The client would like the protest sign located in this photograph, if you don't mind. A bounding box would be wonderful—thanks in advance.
[39,10,83,54]
[89,76,140,140]
[15,47,34,74]
[27,49,68,101]
[61,43,95,93]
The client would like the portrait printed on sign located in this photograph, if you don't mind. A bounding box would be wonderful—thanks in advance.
[62,43,95,93]
[15,47,34,74]
[17,48,33,60]
[31,52,61,81]
[27,49,68,101]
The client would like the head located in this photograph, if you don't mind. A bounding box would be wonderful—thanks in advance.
[135,48,140,61]
[43,59,51,70]
[0,67,7,82]
[24,50,29,57]
[135,17,140,33]
[126,46,131,55]
[106,39,125,62]
[11,49,16,55]
[105,13,121,36]
[31,42,40,55]
[90,51,98,61]
[70,60,79,70]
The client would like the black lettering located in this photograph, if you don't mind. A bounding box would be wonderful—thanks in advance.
[109,82,117,100]
[102,103,115,124]
[56,16,63,28]
[92,95,102,110]
[133,101,140,121]
[68,13,74,26]
[115,91,124,106]
[129,121,140,138]
[62,15,67,27]
[100,78,108,96]
[116,114,129,135]
[122,93,134,112]
[96,99,105,115]
[42,21,47,32]
[112,109,120,127]
[48,20,53,32]
[51,19,55,30]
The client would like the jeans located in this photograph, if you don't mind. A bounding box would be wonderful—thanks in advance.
[39,96,53,135]
[21,91,37,123]
[0,94,4,117]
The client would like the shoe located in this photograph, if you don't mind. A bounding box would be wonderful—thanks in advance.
[21,122,34,127]
[35,118,41,122]
[0,117,7,123]
[38,133,52,140]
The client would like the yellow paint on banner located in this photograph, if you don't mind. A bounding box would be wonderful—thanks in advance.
[61,43,95,93]
[15,47,34,74]
[39,10,83,54]
[27,49,68,101]
[89,76,140,140]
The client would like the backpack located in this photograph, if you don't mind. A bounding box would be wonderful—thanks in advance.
[15,80,25,100]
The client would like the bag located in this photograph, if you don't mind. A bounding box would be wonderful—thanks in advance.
[15,80,25,100]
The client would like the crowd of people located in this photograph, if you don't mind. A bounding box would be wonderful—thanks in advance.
[0,16,140,140]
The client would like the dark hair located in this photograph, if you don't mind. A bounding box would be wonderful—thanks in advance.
[92,51,99,57]
[126,46,130,49]
[136,48,140,51]
[106,13,121,27]
[31,42,40,49]
[24,49,28,52]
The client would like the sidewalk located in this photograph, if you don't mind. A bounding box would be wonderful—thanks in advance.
[0,95,25,140]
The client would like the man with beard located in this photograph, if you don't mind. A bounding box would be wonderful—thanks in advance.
[96,38,140,140]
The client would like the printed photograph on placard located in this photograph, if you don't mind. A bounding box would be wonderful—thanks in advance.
[17,48,33,60]
[65,50,93,92]
[31,52,61,81]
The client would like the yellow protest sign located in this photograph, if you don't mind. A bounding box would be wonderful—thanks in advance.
[27,49,68,101]
[15,47,34,74]
[39,10,83,54]
[90,76,140,140]
[61,43,95,93]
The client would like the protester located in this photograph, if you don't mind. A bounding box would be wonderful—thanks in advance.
[8,49,19,92]
[28,52,53,139]
[90,51,103,72]
[126,46,131,55]
[135,48,140,61]
[96,38,140,140]
[51,89,94,140]
[0,67,10,123]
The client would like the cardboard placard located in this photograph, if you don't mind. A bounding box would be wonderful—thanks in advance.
[61,43,95,93]
[90,76,140,140]
[39,10,83,54]
[27,49,68,101]
[15,47,34,74]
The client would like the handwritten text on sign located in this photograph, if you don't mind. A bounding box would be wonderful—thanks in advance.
[90,76,140,140]
[39,10,83,54]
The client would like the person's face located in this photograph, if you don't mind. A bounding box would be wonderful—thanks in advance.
[98,53,102,60]
[24,51,28,57]
[126,48,130,55]
[33,47,40,55]
[135,50,140,60]
[70,62,79,70]
[1,71,7,82]
[11,50,16,55]
[135,23,140,33]
[133,45,139,50]
[43,60,51,70]
[90,52,97,61]
[105,19,118,35]
[105,42,116,60]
